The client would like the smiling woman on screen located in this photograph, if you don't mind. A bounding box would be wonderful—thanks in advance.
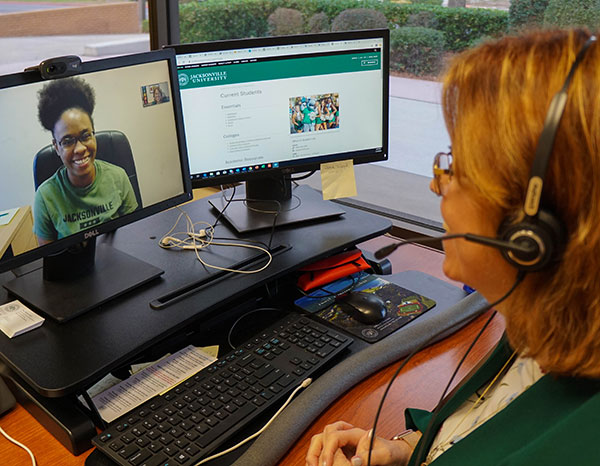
[34,77,138,244]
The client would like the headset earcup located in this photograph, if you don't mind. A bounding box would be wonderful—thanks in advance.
[497,209,565,272]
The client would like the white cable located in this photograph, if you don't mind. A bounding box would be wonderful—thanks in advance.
[158,208,273,274]
[0,426,36,466]
[194,378,312,465]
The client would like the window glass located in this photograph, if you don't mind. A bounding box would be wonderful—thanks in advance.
[174,0,599,233]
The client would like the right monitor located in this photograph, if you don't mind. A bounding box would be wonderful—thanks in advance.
[168,29,389,231]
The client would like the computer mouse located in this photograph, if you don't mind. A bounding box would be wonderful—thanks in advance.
[335,291,387,325]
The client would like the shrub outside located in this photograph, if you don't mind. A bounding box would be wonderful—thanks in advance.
[390,26,446,76]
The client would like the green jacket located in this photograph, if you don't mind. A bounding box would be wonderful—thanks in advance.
[406,336,600,465]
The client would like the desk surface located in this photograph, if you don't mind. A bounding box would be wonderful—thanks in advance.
[0,237,505,466]
[0,186,391,397]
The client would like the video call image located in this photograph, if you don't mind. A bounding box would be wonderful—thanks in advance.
[289,93,339,134]
[0,60,185,261]
[141,81,171,107]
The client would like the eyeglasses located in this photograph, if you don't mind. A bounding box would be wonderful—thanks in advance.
[432,150,453,196]
[57,130,95,150]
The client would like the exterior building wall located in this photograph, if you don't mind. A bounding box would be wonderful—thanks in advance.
[0,3,140,37]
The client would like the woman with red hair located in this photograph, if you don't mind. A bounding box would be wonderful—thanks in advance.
[306,28,600,466]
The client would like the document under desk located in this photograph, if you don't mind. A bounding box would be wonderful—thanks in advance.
[0,188,392,453]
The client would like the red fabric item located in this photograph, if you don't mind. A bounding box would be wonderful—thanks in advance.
[297,249,370,291]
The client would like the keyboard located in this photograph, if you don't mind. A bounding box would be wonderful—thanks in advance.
[92,313,353,466]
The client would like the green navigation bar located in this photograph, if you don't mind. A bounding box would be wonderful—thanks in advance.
[178,51,381,90]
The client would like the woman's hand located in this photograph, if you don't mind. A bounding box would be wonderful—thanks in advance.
[305,421,414,466]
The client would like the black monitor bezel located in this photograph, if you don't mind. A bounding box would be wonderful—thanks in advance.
[0,49,193,274]
[166,28,389,189]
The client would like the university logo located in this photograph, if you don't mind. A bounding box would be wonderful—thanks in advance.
[179,73,189,86]
[189,70,227,84]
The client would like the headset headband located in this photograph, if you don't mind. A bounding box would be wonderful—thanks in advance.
[524,35,597,217]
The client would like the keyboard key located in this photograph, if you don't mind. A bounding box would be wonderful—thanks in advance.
[185,444,200,456]
[115,423,129,432]
[163,445,179,457]
[175,452,190,464]
[118,443,139,459]
[278,374,294,387]
[148,442,162,453]
[137,419,153,431]
[139,455,169,466]
[184,430,199,442]
[109,441,123,451]
[205,417,219,427]
[135,437,150,448]
[128,449,151,465]
[174,438,189,449]
[147,429,160,440]
[195,423,209,435]
[120,433,135,444]
[158,434,174,445]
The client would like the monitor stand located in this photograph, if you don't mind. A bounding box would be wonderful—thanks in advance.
[3,238,163,323]
[208,181,345,234]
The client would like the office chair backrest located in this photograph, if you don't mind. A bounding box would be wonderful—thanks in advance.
[33,130,142,208]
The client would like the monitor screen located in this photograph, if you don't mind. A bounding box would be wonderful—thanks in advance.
[168,29,388,231]
[0,49,192,321]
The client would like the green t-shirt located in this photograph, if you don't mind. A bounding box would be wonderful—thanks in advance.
[33,160,139,241]
[302,107,312,124]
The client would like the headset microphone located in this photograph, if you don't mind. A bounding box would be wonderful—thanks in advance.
[374,233,537,260]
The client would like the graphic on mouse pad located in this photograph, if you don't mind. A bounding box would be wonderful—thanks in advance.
[294,272,436,343]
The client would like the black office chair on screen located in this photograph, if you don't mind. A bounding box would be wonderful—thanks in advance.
[33,130,143,208]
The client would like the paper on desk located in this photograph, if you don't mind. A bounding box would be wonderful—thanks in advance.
[129,346,218,375]
[92,345,216,423]
[0,208,18,226]
[0,300,44,338]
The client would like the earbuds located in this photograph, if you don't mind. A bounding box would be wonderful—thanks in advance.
[159,208,273,274]
[160,236,176,247]
[161,228,207,248]
[160,235,207,250]
[189,229,206,239]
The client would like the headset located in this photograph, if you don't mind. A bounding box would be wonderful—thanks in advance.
[376,35,597,272]
[496,34,596,272]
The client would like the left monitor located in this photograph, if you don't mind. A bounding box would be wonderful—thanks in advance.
[0,49,192,322]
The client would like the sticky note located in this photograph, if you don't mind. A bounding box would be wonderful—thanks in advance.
[320,160,357,200]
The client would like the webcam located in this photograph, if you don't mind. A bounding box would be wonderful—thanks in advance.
[36,56,82,80]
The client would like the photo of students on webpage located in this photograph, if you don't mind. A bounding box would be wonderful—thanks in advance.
[289,93,339,134]
[33,77,139,245]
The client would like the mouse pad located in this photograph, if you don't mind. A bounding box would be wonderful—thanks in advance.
[294,272,436,343]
